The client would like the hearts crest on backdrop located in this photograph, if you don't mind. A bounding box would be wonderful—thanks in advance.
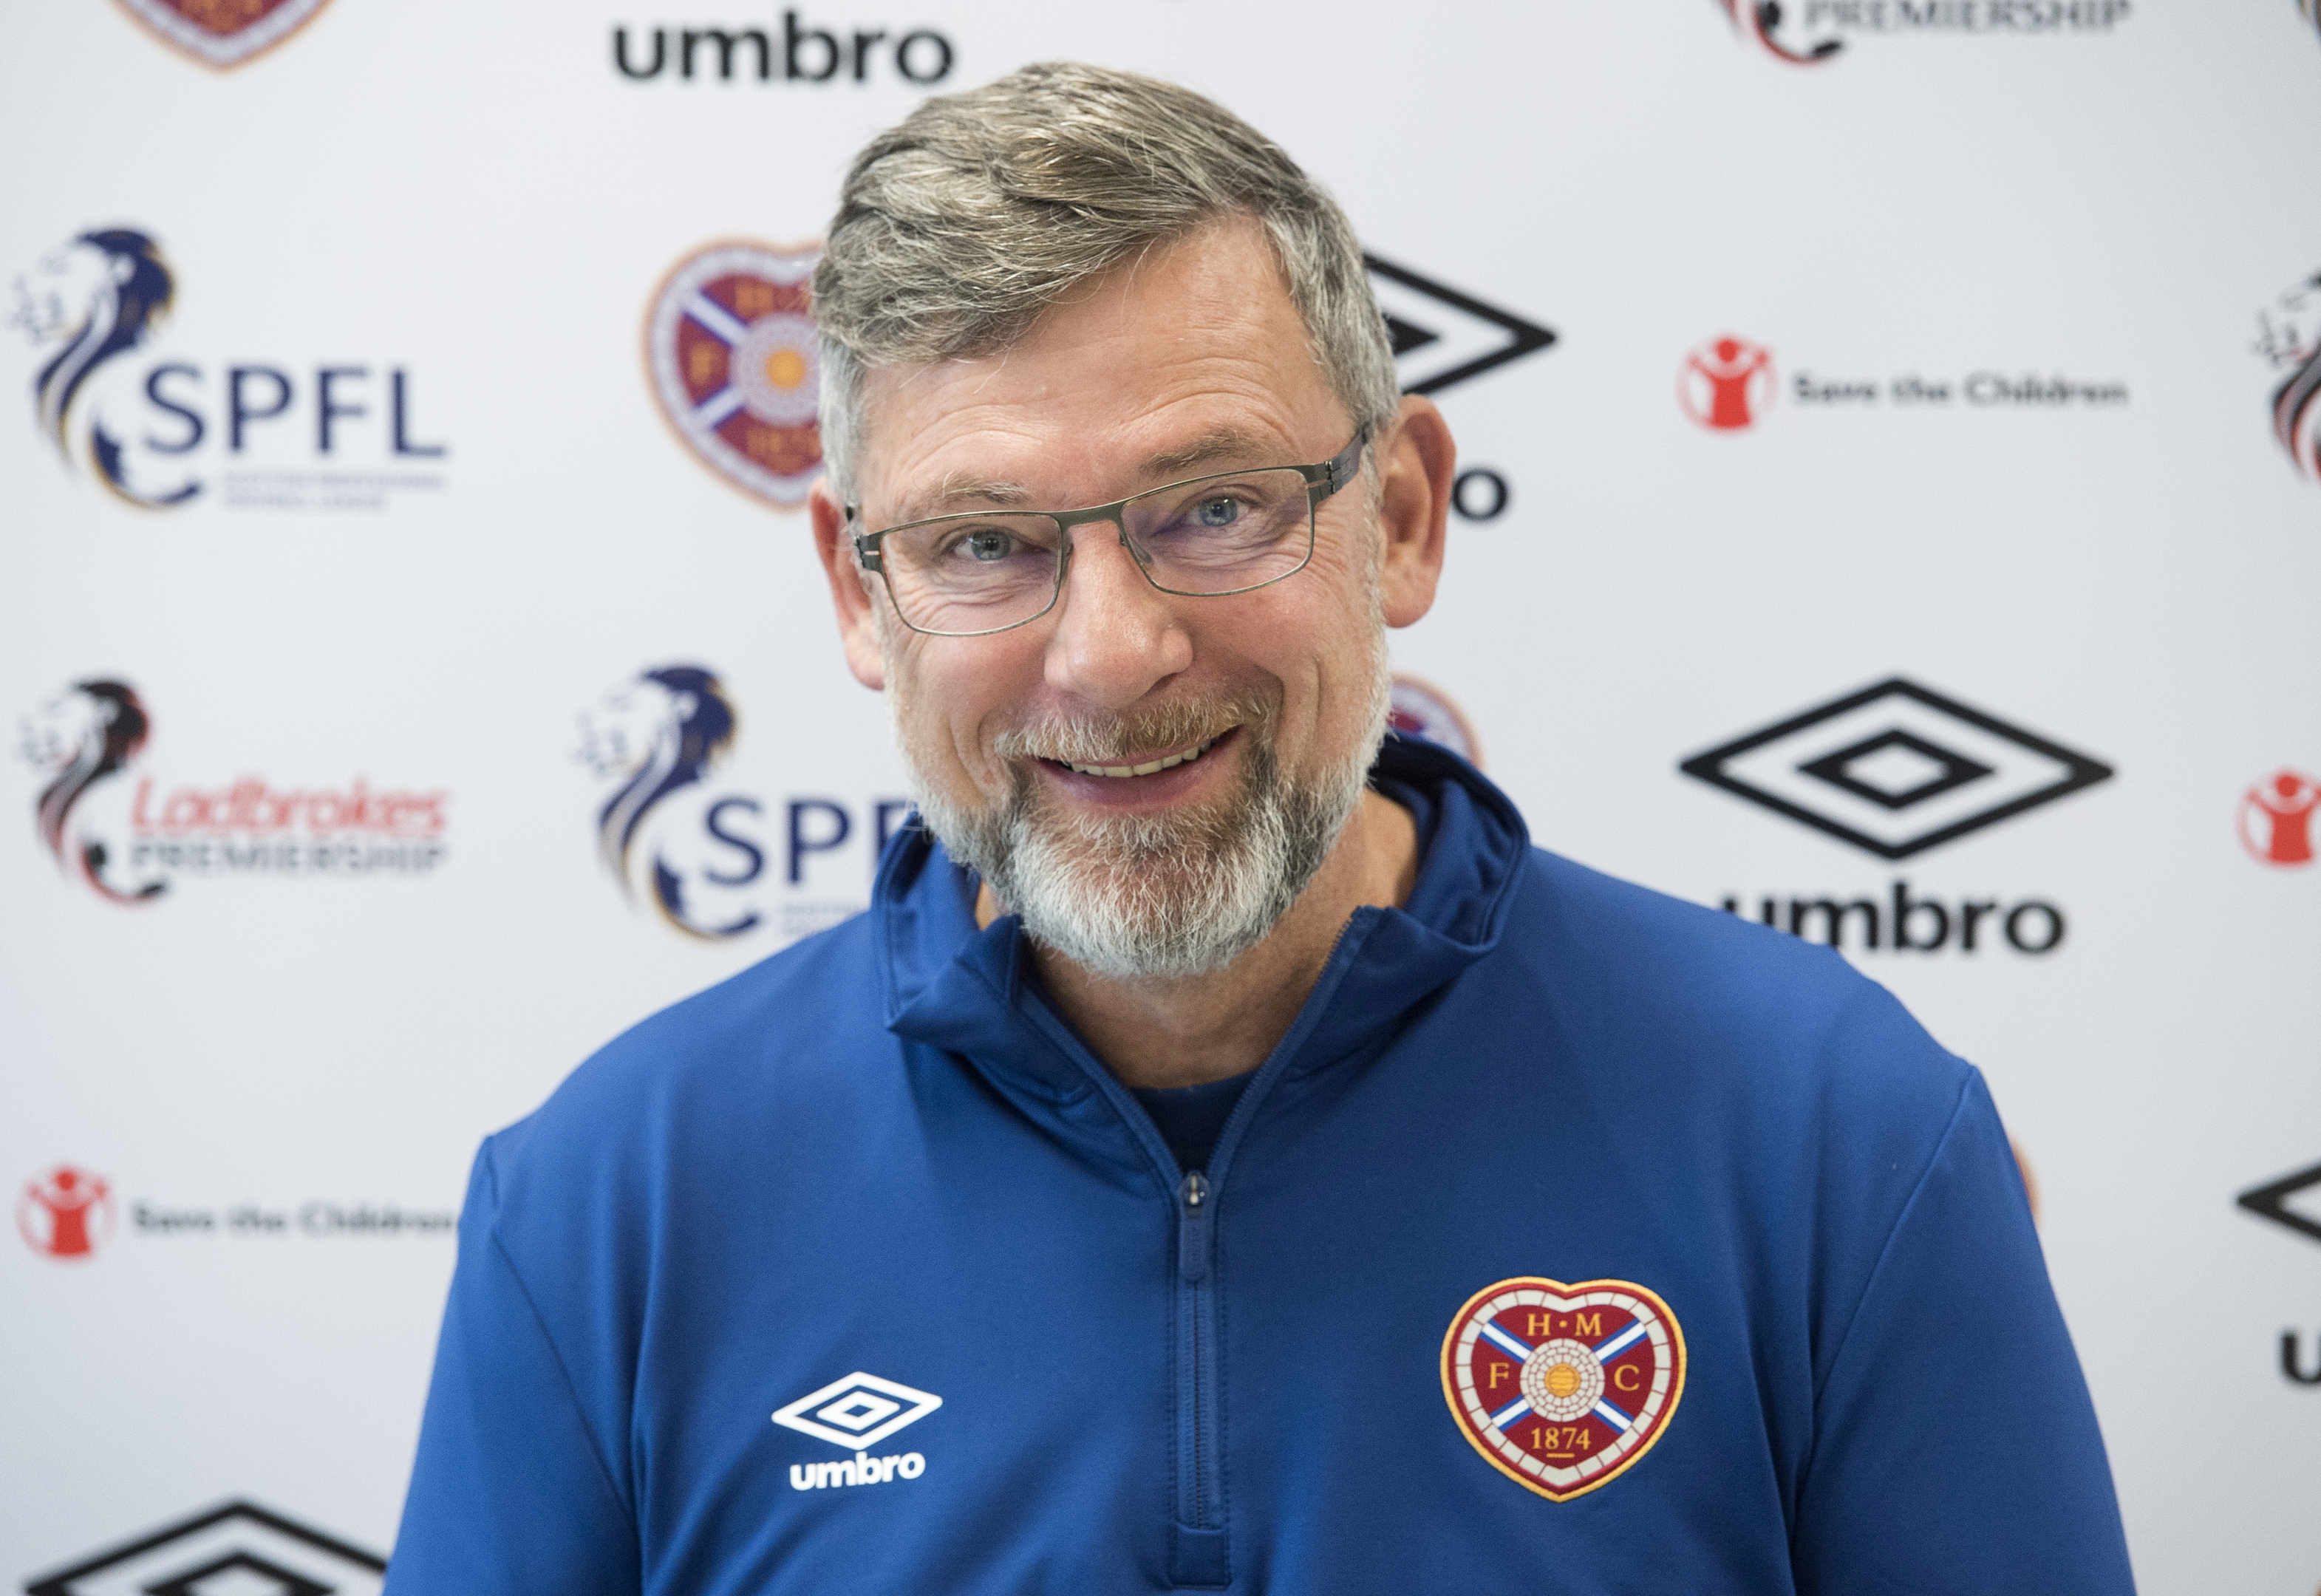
[112,0,335,69]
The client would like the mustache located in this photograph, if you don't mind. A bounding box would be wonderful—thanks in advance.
[989,692,1274,767]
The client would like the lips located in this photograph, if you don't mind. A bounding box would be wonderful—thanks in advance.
[1052,736,1221,780]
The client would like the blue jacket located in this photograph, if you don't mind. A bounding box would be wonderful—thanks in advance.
[386,739,2134,1595]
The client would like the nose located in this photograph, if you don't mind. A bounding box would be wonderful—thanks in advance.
[1043,523,1193,710]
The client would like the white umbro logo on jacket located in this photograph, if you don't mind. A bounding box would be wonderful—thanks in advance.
[772,1371,940,1492]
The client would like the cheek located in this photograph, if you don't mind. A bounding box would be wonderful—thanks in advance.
[887,640,1028,785]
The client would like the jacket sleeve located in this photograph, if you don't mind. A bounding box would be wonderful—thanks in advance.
[384,1141,641,1596]
[1790,1071,2136,1595]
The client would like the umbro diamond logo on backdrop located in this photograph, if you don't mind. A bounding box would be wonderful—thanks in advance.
[2237,1160,2321,1247]
[772,1371,942,1448]
[25,1499,384,1596]
[1680,679,2114,860]
[1363,257,1555,398]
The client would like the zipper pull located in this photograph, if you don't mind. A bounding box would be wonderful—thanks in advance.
[1179,1170,1213,1284]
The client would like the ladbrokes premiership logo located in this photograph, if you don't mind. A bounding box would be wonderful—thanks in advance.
[1713,0,2131,63]
[18,1164,116,1261]
[2241,769,2317,867]
[646,241,824,506]
[2254,270,2321,483]
[19,677,450,902]
[112,0,335,69]
[1442,1277,1686,1501]
[10,225,449,511]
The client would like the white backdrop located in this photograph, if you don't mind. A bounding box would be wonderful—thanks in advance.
[4,1,2318,1589]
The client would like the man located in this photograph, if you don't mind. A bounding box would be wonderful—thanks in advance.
[387,64,2136,1595]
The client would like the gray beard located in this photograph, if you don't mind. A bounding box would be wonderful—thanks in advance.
[902,660,1391,981]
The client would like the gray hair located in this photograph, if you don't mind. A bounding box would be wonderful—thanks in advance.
[812,61,1400,503]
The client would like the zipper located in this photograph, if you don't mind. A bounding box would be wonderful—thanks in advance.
[1179,1167,1213,1524]
[1172,1166,1228,1586]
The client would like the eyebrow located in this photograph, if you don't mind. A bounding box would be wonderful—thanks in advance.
[882,427,1293,526]
[1136,427,1284,482]
[889,473,1036,525]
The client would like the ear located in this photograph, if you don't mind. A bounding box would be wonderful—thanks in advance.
[811,477,887,691]
[1374,395,1454,629]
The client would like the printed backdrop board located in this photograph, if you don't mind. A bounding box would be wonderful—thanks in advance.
[3,1,2317,1590]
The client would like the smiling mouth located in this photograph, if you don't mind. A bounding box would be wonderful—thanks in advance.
[1046,734,1223,780]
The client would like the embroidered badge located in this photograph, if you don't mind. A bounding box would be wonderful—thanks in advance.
[1441,1276,1686,1501]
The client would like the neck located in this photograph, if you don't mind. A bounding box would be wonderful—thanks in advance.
[978,788,1418,1090]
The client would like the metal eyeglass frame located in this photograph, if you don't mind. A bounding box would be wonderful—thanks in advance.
[848,424,1373,638]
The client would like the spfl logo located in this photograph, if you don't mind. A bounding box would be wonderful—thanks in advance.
[1679,335,1776,430]
[19,677,451,903]
[646,240,824,506]
[2255,270,2321,483]
[576,664,910,944]
[113,0,335,69]
[9,225,448,511]
[18,1164,116,1261]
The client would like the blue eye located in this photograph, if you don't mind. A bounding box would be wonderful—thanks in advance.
[1191,497,1241,528]
[962,528,1015,562]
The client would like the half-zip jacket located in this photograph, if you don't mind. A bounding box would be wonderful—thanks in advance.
[387,739,2135,1596]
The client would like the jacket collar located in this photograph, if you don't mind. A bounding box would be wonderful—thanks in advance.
[876,735,1529,1102]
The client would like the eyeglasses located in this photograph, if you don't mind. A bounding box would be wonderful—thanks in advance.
[849,426,1371,638]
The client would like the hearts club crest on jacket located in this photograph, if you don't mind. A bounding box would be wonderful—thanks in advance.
[1441,1276,1686,1501]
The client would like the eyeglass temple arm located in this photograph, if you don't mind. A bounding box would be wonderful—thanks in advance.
[1306,423,1374,505]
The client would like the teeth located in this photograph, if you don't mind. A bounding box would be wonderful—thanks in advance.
[1063,737,1217,779]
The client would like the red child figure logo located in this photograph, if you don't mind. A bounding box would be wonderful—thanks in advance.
[18,1164,116,1260]
[2240,769,2319,867]
[1679,335,1776,431]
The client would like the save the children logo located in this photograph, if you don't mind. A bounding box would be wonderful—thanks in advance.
[2241,769,2318,867]
[112,0,335,69]
[1680,335,1776,430]
[1712,0,2131,64]
[2254,270,2321,483]
[19,677,450,903]
[645,240,825,506]
[576,663,911,944]
[1679,329,2125,427]
[18,1164,117,1261]
[1441,1276,1686,1502]
[10,224,449,511]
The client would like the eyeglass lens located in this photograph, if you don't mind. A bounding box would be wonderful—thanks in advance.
[877,467,1316,635]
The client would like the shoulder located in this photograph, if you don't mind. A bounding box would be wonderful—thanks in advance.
[1499,848,1974,1142]
[480,913,893,1221]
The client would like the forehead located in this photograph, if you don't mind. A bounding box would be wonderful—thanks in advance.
[856,217,1346,519]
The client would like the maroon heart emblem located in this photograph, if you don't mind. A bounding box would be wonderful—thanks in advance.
[1442,1276,1688,1501]
[644,240,825,509]
[112,0,335,69]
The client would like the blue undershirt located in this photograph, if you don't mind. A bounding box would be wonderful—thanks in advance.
[1126,775,1445,1174]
